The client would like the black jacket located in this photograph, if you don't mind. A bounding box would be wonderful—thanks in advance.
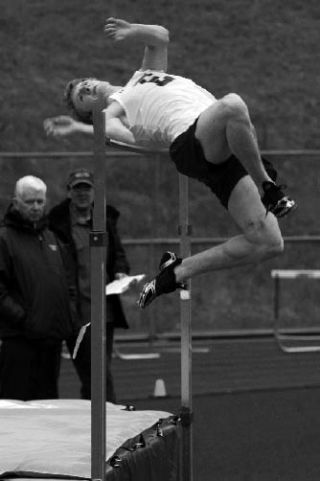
[0,206,74,340]
[48,199,129,330]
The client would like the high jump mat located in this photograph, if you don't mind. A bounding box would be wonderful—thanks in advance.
[0,399,180,481]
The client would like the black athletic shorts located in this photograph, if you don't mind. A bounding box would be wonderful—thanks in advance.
[169,119,277,208]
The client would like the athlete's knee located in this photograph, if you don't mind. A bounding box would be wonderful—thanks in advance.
[220,93,250,122]
[246,216,284,258]
[264,229,284,257]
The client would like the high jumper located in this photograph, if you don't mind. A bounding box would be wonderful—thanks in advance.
[44,17,296,309]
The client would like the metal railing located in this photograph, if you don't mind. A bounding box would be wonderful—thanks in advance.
[1,149,320,158]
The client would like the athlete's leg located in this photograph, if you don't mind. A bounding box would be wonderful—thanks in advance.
[195,94,272,191]
[138,176,283,308]
[174,175,283,282]
[195,94,296,217]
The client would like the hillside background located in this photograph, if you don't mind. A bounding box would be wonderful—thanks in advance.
[1,0,320,335]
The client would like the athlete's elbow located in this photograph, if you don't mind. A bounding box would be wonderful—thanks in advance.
[163,27,170,44]
[156,26,170,45]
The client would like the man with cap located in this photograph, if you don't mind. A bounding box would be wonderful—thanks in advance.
[49,168,130,402]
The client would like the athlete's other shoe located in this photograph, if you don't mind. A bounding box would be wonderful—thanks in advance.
[261,181,297,218]
[138,251,187,309]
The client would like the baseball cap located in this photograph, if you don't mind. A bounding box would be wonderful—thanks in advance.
[67,168,94,188]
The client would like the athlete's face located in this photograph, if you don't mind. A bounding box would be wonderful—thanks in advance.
[71,79,99,115]
[71,79,109,117]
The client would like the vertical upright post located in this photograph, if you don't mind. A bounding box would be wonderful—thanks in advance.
[91,104,107,481]
[274,275,280,321]
[178,173,193,481]
[148,154,161,345]
[273,274,281,346]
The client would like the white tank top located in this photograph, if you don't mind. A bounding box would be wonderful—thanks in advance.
[109,70,216,148]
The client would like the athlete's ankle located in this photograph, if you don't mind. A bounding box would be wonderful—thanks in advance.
[262,180,276,189]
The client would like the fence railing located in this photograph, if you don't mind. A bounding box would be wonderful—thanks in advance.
[121,235,320,246]
[1,149,320,158]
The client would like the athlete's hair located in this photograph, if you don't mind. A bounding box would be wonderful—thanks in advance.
[64,78,94,125]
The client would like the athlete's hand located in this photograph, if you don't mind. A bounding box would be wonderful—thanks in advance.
[43,116,80,137]
[104,17,132,42]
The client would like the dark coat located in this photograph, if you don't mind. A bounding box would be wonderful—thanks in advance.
[0,206,74,340]
[48,199,129,329]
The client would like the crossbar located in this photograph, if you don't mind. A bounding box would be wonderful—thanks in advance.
[106,138,168,154]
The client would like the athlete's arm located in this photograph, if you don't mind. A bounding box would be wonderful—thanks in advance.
[43,116,94,137]
[104,101,136,145]
[44,107,135,144]
[104,17,169,72]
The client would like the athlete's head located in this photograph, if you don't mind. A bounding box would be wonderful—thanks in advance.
[64,78,99,124]
[64,78,115,125]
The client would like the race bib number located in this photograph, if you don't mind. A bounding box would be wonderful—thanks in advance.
[136,72,174,87]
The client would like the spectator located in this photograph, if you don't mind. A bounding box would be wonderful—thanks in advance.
[49,168,130,403]
[0,175,73,400]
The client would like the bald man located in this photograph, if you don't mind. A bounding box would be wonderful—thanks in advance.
[0,176,74,400]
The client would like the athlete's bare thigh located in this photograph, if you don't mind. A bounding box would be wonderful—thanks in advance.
[194,100,232,164]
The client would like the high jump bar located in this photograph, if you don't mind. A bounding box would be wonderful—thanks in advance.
[91,109,193,481]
